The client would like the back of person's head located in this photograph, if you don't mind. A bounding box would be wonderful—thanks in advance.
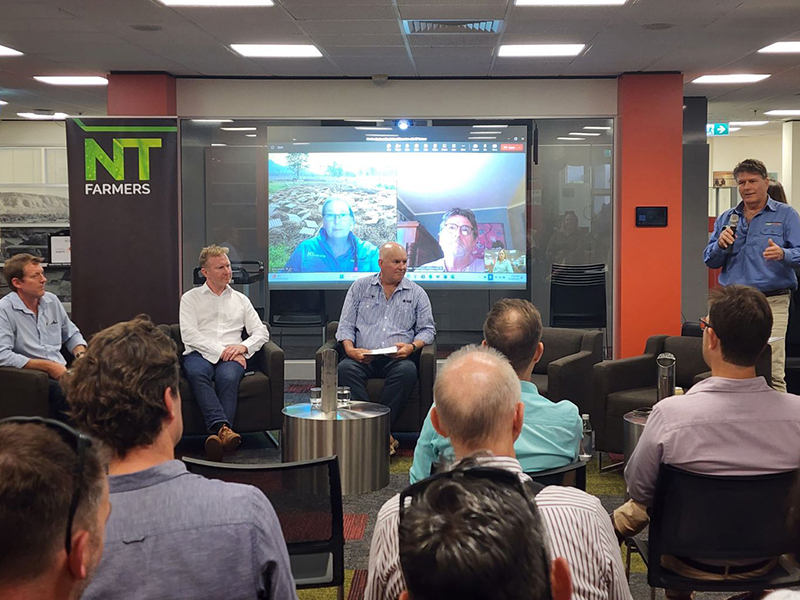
[733,158,768,180]
[2,252,40,292]
[483,298,543,375]
[708,285,771,367]
[62,315,180,458]
[433,345,520,448]
[0,419,106,591]
[769,180,788,203]
[398,461,550,600]
[198,244,229,268]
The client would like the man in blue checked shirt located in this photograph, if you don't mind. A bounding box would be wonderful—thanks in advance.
[0,253,87,418]
[704,158,800,392]
[336,242,436,453]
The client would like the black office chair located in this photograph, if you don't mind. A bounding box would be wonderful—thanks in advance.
[526,458,588,490]
[549,263,607,329]
[627,465,800,596]
[183,456,344,600]
[268,289,328,347]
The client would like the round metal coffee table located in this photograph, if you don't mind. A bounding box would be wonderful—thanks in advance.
[282,401,390,495]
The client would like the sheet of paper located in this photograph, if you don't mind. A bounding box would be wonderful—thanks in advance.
[364,346,400,356]
[769,336,783,343]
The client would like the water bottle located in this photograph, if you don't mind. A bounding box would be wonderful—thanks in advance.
[580,414,594,459]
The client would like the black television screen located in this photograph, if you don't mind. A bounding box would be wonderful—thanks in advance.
[267,125,528,289]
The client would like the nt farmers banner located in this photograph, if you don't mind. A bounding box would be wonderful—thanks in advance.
[66,117,180,335]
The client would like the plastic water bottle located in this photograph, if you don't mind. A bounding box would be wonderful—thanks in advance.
[580,414,594,459]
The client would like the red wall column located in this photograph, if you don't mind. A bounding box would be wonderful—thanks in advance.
[615,73,684,357]
[107,73,176,116]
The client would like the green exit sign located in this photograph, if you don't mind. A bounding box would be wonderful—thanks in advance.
[706,123,729,136]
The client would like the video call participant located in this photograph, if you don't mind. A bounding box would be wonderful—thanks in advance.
[492,248,515,273]
[704,158,800,392]
[285,196,380,273]
[0,417,109,600]
[180,245,269,460]
[0,253,87,419]
[63,317,297,600]
[418,208,485,273]
[336,242,436,454]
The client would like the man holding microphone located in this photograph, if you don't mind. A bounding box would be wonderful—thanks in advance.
[704,158,800,392]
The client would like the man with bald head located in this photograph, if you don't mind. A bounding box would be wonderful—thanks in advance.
[366,345,631,600]
[336,242,436,452]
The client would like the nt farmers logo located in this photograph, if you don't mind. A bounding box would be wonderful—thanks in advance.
[84,138,162,195]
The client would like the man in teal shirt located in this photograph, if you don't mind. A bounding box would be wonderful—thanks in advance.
[410,298,582,483]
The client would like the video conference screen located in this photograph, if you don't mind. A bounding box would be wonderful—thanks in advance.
[267,125,528,289]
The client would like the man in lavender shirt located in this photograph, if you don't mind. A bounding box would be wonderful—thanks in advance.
[614,284,800,582]
[62,316,296,600]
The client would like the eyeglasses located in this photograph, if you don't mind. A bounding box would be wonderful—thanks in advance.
[0,416,93,554]
[699,318,713,332]
[322,212,351,221]
[441,223,475,236]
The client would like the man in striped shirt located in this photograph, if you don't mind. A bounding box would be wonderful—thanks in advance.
[366,345,632,600]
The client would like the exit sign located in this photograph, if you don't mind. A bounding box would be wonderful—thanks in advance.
[706,123,730,136]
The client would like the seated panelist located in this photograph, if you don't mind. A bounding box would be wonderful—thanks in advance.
[336,241,436,454]
[285,196,379,273]
[0,253,87,418]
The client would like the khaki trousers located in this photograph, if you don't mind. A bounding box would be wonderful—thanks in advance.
[767,293,790,393]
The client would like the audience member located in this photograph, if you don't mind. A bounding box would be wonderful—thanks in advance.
[367,345,631,600]
[0,417,109,600]
[418,208,485,272]
[769,179,788,203]
[0,253,87,417]
[398,460,572,600]
[546,211,589,265]
[337,241,436,454]
[62,316,296,600]
[410,298,581,482]
[180,244,269,460]
[615,285,800,583]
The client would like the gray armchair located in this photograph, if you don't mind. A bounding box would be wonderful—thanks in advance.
[315,321,436,433]
[158,324,285,436]
[591,335,771,454]
[531,327,604,413]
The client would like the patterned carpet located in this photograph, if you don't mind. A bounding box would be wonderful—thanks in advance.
[176,381,731,600]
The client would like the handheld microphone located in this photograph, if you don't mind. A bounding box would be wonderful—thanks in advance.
[725,213,739,255]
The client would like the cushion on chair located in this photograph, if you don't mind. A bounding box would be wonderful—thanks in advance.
[534,328,585,375]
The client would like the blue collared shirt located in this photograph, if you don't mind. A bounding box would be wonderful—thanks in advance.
[704,197,800,291]
[336,273,436,349]
[409,379,582,483]
[284,230,379,273]
[0,292,86,369]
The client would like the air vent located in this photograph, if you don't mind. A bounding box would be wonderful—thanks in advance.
[402,19,503,35]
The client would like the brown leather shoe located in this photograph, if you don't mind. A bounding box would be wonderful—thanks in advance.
[218,424,242,453]
[205,434,224,461]
[389,435,400,457]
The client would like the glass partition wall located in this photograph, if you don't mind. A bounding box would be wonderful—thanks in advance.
[181,118,614,359]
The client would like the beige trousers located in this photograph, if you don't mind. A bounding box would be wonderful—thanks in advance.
[767,293,790,393]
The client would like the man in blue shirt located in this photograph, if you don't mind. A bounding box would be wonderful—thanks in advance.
[410,298,582,483]
[704,158,800,392]
[0,253,86,417]
[336,242,436,452]
[285,197,380,273]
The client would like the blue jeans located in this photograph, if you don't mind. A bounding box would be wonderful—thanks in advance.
[337,356,417,428]
[183,352,245,433]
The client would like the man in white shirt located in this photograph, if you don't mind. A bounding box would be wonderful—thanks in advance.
[179,245,269,460]
[366,345,632,600]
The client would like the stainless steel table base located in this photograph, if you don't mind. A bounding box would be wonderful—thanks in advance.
[282,401,390,495]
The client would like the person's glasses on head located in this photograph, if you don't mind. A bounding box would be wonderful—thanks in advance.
[0,416,93,555]
[441,223,475,236]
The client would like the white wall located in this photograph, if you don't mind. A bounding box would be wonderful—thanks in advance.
[0,120,67,147]
[709,134,783,184]
[177,78,618,118]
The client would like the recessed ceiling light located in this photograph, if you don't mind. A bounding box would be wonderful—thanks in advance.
[158,0,273,5]
[516,0,626,5]
[570,131,600,136]
[0,44,23,57]
[17,112,69,120]
[499,44,585,57]
[34,76,108,86]
[473,124,509,128]
[759,42,800,54]
[192,119,234,123]
[728,121,769,127]
[0,100,7,106]
[558,136,585,140]
[231,44,321,58]
[211,143,227,146]
[584,126,611,130]
[220,126,257,131]
[692,74,770,84]
[765,110,800,116]
[245,134,257,137]
[729,127,742,132]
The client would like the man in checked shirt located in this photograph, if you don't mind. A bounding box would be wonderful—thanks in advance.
[336,242,436,454]
[365,345,632,600]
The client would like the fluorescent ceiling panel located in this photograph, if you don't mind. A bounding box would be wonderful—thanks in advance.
[499,44,585,57]
[517,0,626,4]
[765,110,800,116]
[584,126,611,130]
[558,136,585,140]
[231,44,322,57]
[759,42,800,53]
[692,74,770,84]
[34,76,108,85]
[0,44,23,57]
[570,131,600,136]
[17,112,68,120]
[158,0,273,5]
[728,121,769,126]
[221,126,256,131]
